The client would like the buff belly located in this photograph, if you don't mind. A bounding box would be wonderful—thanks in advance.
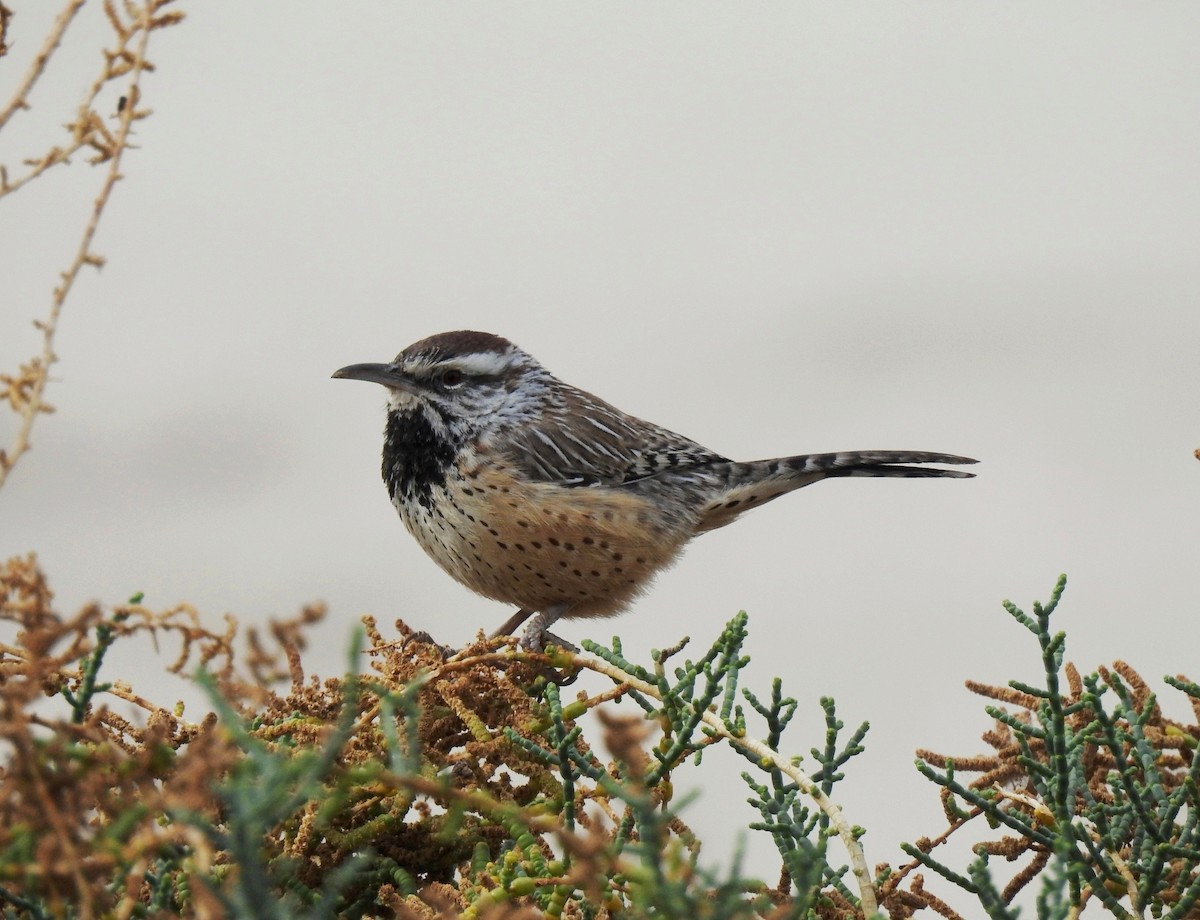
[396,464,690,618]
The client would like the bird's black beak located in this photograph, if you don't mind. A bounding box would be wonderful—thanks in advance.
[331,363,415,391]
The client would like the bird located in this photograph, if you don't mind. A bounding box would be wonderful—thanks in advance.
[333,330,976,649]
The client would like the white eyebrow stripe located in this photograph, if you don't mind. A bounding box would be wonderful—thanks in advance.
[531,427,570,462]
[448,351,515,376]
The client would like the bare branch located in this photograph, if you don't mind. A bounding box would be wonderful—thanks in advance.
[0,0,87,132]
[0,1,185,489]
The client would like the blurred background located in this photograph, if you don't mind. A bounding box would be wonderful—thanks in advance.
[3,1,1198,883]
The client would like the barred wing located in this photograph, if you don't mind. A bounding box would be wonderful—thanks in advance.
[501,384,728,486]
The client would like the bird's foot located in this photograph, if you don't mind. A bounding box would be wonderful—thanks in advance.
[516,604,575,653]
[520,629,580,655]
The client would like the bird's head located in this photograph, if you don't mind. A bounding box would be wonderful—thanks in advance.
[333,330,552,435]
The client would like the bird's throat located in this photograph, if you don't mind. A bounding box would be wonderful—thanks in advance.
[381,408,460,509]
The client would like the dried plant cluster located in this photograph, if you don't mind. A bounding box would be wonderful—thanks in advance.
[4,553,1200,920]
[0,553,884,918]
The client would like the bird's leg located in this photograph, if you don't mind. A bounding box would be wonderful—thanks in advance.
[518,603,577,653]
[490,607,534,640]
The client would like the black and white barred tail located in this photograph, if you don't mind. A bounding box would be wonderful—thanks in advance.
[694,451,976,532]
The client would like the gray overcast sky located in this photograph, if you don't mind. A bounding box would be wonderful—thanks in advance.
[3,1,1199,894]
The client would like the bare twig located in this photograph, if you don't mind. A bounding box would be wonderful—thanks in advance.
[0,3,16,59]
[0,0,87,132]
[0,2,183,489]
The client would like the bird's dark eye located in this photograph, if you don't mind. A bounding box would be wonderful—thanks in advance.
[439,368,465,388]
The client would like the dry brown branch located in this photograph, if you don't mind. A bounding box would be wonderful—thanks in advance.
[0,4,14,58]
[0,0,86,132]
[0,1,185,490]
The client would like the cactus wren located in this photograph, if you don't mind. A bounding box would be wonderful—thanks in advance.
[333,330,976,648]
